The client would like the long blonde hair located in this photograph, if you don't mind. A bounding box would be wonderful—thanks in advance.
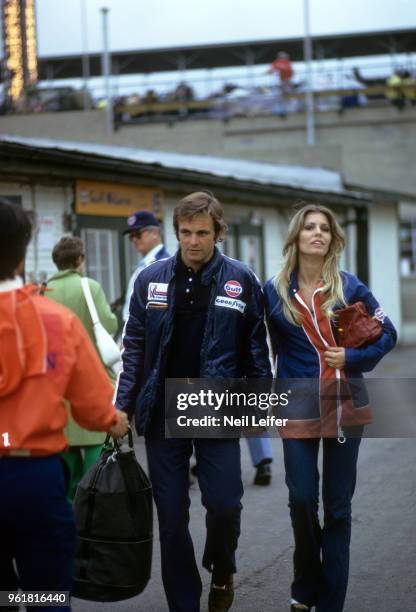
[274,204,346,325]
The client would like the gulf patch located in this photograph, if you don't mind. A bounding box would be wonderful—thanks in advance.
[224,280,243,298]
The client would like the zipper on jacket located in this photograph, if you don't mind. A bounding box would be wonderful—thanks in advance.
[295,289,346,441]
[311,291,346,442]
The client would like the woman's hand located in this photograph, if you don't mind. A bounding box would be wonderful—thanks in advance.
[324,347,346,369]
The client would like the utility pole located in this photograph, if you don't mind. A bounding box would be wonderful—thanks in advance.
[101,7,112,136]
[81,0,90,110]
[303,0,315,145]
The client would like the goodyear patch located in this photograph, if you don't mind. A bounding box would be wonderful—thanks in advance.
[215,296,246,314]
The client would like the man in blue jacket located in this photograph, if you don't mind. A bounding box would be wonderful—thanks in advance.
[115,192,271,612]
[122,210,170,321]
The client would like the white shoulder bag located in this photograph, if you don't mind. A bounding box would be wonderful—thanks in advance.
[81,277,121,374]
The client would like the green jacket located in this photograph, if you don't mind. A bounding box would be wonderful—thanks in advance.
[47,269,118,446]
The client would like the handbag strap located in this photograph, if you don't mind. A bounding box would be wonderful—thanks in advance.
[80,277,100,326]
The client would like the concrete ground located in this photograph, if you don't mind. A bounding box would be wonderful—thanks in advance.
[72,345,416,612]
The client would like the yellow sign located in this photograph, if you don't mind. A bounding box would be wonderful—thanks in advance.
[75,180,163,217]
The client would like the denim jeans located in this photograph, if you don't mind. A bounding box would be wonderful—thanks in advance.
[283,435,362,612]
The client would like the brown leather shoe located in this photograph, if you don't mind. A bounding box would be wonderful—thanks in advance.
[208,575,234,612]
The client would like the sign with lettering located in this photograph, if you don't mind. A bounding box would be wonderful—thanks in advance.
[75,180,163,217]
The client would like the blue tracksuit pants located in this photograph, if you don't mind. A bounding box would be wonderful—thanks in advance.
[0,455,76,612]
[145,435,243,612]
[283,436,361,612]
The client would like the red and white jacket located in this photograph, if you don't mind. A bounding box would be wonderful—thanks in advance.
[264,271,397,438]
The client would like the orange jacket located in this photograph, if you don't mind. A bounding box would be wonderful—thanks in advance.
[0,284,119,456]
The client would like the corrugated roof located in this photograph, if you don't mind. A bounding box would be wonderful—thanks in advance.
[0,134,371,201]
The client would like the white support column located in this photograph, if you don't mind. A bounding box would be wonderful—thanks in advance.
[368,202,402,338]
[346,207,357,275]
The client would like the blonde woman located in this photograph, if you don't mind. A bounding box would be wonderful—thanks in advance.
[263,204,396,612]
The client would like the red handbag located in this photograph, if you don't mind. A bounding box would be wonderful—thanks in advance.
[334,301,382,348]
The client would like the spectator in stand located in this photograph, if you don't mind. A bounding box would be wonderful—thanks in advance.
[212,83,238,98]
[172,81,194,103]
[402,70,416,106]
[267,51,294,117]
[268,51,294,92]
[0,198,128,610]
[386,69,406,110]
[143,89,159,105]
[171,81,195,117]
[47,236,118,500]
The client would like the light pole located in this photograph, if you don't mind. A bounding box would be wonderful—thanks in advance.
[101,7,112,136]
[303,0,315,145]
[80,0,90,110]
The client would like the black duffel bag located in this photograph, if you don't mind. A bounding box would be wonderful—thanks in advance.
[72,430,153,602]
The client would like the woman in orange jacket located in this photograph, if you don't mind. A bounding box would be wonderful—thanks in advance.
[0,197,128,611]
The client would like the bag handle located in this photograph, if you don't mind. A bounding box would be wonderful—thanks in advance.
[38,281,48,296]
[103,426,134,451]
[80,277,100,326]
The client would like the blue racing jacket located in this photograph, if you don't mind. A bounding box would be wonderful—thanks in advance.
[264,270,397,437]
[115,248,272,434]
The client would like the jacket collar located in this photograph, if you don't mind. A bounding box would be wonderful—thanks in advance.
[288,269,325,298]
[142,243,164,266]
[0,276,24,292]
[173,247,223,286]
[48,269,81,281]
[289,270,299,297]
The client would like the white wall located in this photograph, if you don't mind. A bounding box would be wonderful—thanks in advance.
[262,207,287,281]
[162,196,178,255]
[0,181,71,283]
[368,202,402,337]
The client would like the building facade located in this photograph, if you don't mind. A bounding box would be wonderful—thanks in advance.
[0,135,405,341]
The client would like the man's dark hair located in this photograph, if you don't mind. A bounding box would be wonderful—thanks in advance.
[52,236,85,270]
[173,191,227,239]
[0,197,32,280]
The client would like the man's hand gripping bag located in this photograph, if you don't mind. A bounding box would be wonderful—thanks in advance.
[72,430,153,601]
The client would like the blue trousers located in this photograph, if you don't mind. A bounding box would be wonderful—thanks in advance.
[0,456,76,612]
[283,436,361,612]
[145,435,243,612]
[246,435,273,467]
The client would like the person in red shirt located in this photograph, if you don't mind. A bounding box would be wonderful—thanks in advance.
[268,51,294,86]
[0,197,129,611]
[268,51,294,117]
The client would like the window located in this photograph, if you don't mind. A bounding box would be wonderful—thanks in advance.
[400,222,416,276]
[82,228,121,303]
[223,220,265,281]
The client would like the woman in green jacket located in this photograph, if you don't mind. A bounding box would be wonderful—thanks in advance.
[47,236,118,500]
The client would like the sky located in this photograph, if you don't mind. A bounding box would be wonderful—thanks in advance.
[36,0,416,57]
